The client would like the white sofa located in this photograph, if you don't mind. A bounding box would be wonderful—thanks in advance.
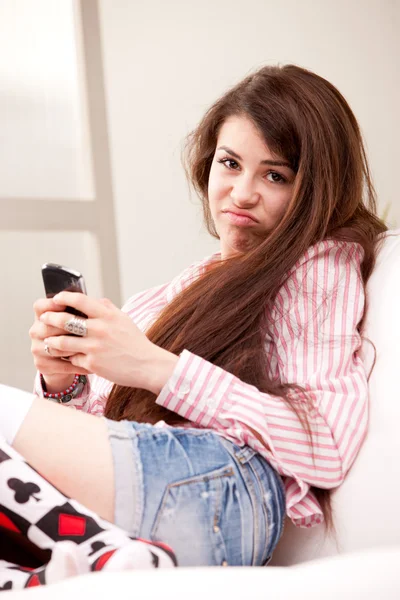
[8,230,400,597]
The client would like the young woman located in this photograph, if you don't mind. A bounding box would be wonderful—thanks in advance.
[1,64,387,581]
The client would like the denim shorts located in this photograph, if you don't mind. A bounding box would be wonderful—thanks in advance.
[104,419,286,567]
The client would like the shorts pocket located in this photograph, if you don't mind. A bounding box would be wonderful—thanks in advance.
[150,464,236,567]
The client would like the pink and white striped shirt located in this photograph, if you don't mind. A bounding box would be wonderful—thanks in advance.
[35,238,368,528]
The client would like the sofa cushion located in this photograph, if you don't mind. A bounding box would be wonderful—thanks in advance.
[6,547,400,600]
[270,229,400,565]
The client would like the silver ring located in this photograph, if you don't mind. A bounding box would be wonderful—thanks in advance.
[44,343,52,357]
[64,316,88,337]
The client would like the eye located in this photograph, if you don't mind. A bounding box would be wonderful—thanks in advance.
[266,171,286,184]
[217,157,240,170]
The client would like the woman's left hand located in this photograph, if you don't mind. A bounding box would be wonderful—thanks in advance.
[40,291,170,392]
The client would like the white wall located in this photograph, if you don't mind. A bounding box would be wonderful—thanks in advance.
[0,0,102,391]
[0,0,93,199]
[98,0,400,302]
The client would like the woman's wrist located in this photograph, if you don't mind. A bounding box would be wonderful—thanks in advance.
[42,374,76,394]
[141,345,179,395]
[41,374,87,403]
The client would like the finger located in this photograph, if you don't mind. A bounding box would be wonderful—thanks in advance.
[44,344,77,359]
[43,361,90,376]
[44,335,89,355]
[30,320,67,341]
[31,339,80,373]
[32,338,70,363]
[40,311,92,333]
[33,298,68,319]
[52,292,116,319]
[33,345,90,375]
[32,355,79,375]
[69,353,88,370]
[98,298,115,309]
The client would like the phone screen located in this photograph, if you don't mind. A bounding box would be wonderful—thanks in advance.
[42,270,86,297]
[42,263,87,318]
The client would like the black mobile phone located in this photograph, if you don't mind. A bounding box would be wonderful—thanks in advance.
[41,263,88,318]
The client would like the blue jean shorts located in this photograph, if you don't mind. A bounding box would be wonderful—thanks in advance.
[104,419,286,567]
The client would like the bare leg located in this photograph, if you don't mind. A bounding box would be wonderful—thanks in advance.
[12,397,114,522]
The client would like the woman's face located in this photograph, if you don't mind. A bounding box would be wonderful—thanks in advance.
[208,115,296,259]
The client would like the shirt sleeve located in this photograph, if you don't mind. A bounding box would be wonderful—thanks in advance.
[155,240,368,489]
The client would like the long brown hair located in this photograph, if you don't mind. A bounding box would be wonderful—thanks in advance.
[105,64,387,529]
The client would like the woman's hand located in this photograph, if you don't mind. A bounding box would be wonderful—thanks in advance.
[39,292,176,392]
[30,298,89,392]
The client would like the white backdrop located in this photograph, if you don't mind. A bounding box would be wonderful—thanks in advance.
[98,0,400,301]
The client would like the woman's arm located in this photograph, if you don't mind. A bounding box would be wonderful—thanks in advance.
[153,240,368,489]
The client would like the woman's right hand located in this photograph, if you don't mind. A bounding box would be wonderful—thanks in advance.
[30,298,84,393]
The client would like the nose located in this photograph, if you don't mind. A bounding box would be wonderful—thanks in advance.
[230,175,260,207]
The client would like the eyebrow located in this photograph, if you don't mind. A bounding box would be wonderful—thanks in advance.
[217,145,292,169]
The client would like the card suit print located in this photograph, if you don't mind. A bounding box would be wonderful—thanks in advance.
[137,537,177,566]
[26,573,42,587]
[7,479,41,504]
[88,541,106,556]
[0,504,30,536]
[58,513,86,537]
[0,511,21,533]
[0,581,12,591]
[35,502,104,543]
[91,549,116,571]
[0,449,11,463]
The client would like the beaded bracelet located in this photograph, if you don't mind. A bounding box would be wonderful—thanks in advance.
[40,374,87,404]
